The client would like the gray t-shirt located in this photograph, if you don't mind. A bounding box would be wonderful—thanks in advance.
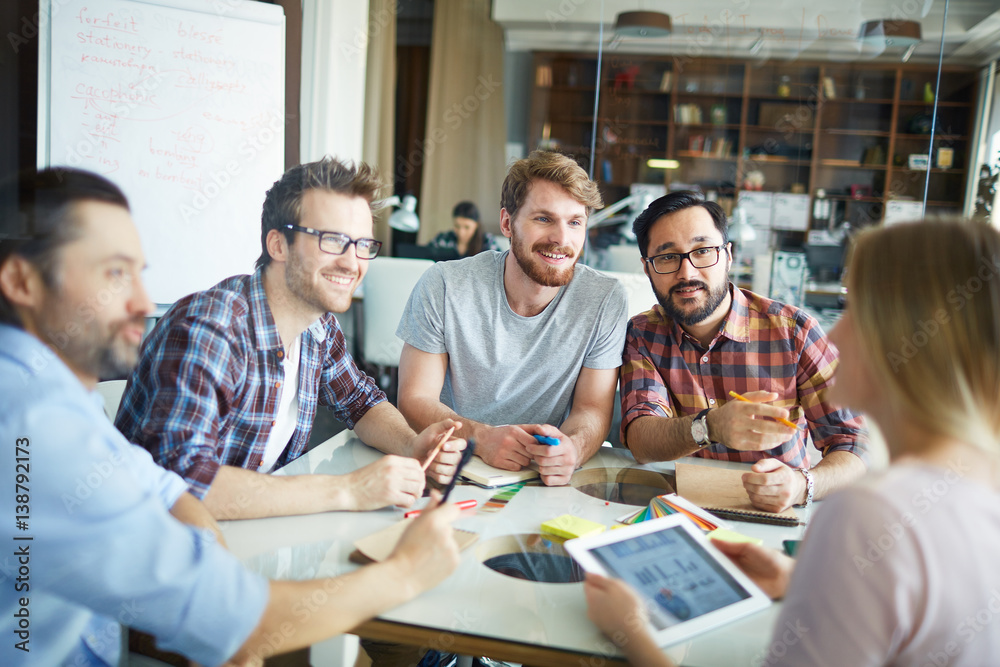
[397,251,627,427]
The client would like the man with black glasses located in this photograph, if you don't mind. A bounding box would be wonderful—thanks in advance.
[620,191,868,513]
[117,157,464,519]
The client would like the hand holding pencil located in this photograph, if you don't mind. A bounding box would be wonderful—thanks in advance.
[704,391,799,452]
[413,419,465,485]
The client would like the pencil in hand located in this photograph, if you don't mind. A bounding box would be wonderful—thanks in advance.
[421,426,456,471]
[727,391,801,430]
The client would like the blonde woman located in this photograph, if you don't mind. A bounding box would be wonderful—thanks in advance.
[586,218,1000,665]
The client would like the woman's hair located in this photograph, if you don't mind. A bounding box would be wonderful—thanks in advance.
[847,219,1000,447]
[452,200,484,256]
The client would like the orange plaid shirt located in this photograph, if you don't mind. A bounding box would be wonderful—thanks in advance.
[620,286,868,468]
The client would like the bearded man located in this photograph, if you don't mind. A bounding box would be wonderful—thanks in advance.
[619,191,869,513]
[396,151,628,486]
[116,157,464,519]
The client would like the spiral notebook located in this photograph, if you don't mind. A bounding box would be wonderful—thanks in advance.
[675,462,801,526]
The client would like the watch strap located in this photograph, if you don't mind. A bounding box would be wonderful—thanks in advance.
[797,467,815,507]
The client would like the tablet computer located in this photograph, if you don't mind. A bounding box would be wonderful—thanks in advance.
[565,514,771,646]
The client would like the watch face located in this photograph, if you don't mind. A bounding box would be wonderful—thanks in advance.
[691,419,709,444]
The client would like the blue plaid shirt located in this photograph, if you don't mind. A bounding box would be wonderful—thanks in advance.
[116,270,385,498]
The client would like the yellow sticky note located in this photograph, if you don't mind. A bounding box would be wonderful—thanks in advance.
[707,528,764,546]
[541,514,606,539]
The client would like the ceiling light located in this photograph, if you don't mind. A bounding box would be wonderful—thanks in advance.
[858,19,922,48]
[614,11,672,39]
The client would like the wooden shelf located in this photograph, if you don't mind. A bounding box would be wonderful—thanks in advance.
[675,91,744,99]
[746,158,812,166]
[530,53,978,237]
[821,98,895,105]
[819,160,887,169]
[674,123,742,130]
[601,87,671,95]
[898,168,966,174]
[897,100,971,107]
[745,125,814,134]
[895,133,968,140]
[676,151,736,161]
[824,129,891,137]
[749,93,816,101]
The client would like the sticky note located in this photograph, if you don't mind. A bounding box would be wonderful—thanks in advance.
[706,528,764,546]
[540,514,605,539]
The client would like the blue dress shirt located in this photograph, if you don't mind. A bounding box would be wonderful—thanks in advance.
[0,325,270,666]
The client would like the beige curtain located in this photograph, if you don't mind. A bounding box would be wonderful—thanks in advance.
[362,0,397,250]
[418,0,507,243]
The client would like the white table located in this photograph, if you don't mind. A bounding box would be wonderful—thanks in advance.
[223,432,808,666]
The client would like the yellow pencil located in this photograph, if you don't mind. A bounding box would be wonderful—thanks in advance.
[727,391,800,430]
[421,426,456,471]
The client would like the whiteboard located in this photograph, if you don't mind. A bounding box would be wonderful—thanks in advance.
[39,0,285,303]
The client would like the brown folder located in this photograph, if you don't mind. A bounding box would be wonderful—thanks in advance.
[349,519,479,564]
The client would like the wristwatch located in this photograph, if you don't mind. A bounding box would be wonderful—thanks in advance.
[796,468,815,507]
[690,409,712,448]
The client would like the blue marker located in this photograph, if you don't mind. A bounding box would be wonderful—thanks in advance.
[534,435,560,446]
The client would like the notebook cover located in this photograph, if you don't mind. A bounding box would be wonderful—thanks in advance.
[675,462,799,523]
[350,519,478,564]
[459,455,540,488]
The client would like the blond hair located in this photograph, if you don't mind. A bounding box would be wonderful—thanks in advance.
[500,151,603,221]
[847,219,1000,448]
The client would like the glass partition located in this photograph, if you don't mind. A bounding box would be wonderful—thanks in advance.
[526,0,977,327]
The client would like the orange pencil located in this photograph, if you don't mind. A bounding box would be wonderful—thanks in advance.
[421,426,456,471]
[727,391,801,430]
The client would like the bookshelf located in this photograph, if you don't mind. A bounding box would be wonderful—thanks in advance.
[528,54,979,233]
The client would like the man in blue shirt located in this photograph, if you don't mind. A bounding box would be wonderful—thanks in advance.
[0,168,461,666]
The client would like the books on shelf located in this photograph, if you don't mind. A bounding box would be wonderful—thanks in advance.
[674,103,703,124]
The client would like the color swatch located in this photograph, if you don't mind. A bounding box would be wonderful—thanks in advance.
[479,481,527,513]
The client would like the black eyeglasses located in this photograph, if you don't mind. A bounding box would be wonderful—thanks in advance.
[644,245,726,275]
[285,224,382,259]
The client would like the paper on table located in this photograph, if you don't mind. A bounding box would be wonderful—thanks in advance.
[675,463,799,524]
[351,519,478,564]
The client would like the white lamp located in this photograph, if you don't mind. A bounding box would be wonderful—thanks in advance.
[380,194,420,233]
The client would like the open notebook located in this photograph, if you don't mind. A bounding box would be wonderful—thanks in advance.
[459,455,540,488]
[675,462,801,526]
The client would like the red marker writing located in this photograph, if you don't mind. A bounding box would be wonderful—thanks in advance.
[404,499,477,518]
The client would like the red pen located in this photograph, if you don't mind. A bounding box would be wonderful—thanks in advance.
[404,499,477,518]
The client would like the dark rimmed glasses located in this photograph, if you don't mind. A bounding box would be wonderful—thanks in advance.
[644,245,726,275]
[285,224,382,259]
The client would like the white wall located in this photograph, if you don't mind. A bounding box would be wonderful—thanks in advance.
[300,0,370,163]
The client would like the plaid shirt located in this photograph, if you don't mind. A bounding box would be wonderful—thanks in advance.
[115,270,385,498]
[620,286,867,468]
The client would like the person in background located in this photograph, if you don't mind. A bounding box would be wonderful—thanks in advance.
[429,200,503,257]
[620,191,868,512]
[0,167,461,667]
[586,218,1000,665]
